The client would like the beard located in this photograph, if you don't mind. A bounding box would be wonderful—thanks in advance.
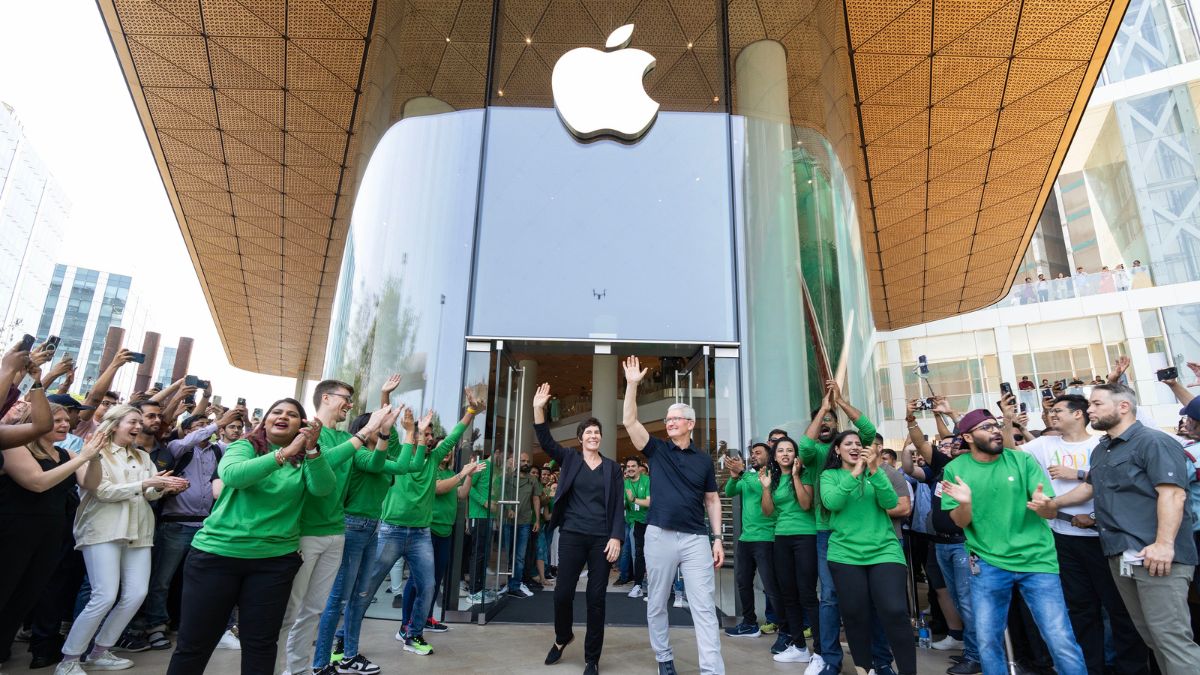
[973,437,1003,455]
[1090,412,1121,431]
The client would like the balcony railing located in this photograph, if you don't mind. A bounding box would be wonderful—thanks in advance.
[996,267,1153,307]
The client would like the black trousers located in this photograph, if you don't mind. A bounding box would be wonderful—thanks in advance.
[1055,532,1150,674]
[828,561,916,675]
[734,540,777,626]
[28,530,85,659]
[0,514,66,663]
[631,522,647,584]
[554,531,611,663]
[469,518,492,593]
[774,535,820,650]
[166,548,301,675]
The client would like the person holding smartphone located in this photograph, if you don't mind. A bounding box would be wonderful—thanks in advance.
[534,383,624,675]
[55,405,189,675]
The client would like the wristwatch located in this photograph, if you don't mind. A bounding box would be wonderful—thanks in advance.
[709,533,723,543]
[1076,469,1086,481]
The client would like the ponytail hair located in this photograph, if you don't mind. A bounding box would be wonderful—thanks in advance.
[246,398,307,456]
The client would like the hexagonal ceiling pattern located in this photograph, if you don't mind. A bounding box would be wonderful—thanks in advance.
[98,0,1126,376]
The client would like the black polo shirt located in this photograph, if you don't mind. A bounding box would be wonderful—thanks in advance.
[641,435,718,535]
[1087,421,1198,564]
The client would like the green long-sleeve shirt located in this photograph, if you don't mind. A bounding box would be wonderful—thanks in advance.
[192,439,335,559]
[798,414,877,530]
[724,471,775,542]
[381,422,467,527]
[343,431,427,520]
[298,426,389,536]
[819,467,904,566]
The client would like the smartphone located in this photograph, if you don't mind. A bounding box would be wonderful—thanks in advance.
[1019,402,1028,413]
[153,381,163,390]
[183,394,195,405]
[1157,367,1178,381]
[1056,379,1068,390]
[1041,387,1053,399]
[915,398,933,411]
[212,395,223,407]
[1000,381,1013,396]
[185,375,200,387]
[18,333,35,352]
[43,335,61,352]
[197,379,211,390]
[237,397,246,406]
[253,408,263,418]
[918,355,930,375]
[128,352,146,364]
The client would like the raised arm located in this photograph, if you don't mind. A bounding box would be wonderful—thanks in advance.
[79,349,134,419]
[803,389,833,441]
[0,364,53,450]
[533,383,571,464]
[1162,369,1195,407]
[759,470,775,516]
[621,356,650,451]
[998,392,1018,451]
[905,399,935,466]
[1,438,101,493]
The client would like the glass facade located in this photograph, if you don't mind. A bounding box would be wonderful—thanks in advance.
[321,0,883,626]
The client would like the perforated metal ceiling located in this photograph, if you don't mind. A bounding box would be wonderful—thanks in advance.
[98,0,1125,376]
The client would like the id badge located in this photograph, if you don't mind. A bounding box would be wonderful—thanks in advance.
[1119,559,1133,578]
[634,504,640,511]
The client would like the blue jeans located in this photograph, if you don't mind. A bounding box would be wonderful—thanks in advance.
[971,559,1086,675]
[617,523,634,578]
[935,543,980,663]
[402,534,451,630]
[134,522,198,630]
[816,530,894,670]
[350,524,433,642]
[313,516,378,666]
[502,523,532,592]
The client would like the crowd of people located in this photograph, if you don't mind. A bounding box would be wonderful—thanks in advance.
[1011,261,1151,304]
[2,337,1199,675]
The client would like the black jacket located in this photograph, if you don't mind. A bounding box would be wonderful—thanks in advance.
[533,421,624,541]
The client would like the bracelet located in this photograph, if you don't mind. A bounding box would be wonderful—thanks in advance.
[353,432,368,445]
[378,433,391,440]
[274,449,285,466]
[306,448,319,458]
[466,407,478,415]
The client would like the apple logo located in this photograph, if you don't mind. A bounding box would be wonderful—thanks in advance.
[551,24,660,142]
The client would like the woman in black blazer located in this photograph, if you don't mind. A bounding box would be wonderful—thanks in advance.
[532,383,624,675]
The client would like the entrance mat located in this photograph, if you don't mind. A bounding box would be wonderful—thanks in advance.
[490,590,724,627]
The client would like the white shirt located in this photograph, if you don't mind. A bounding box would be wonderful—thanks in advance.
[73,443,163,548]
[1024,434,1100,537]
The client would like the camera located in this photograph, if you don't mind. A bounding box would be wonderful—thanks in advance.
[1157,367,1178,382]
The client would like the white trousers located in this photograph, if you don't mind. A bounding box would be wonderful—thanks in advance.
[63,543,152,656]
[277,534,344,675]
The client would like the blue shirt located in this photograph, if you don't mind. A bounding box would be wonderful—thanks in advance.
[640,435,717,535]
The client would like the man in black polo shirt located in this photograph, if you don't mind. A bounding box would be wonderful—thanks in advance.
[1035,383,1200,673]
[622,356,725,675]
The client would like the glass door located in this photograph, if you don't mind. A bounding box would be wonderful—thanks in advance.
[481,346,526,622]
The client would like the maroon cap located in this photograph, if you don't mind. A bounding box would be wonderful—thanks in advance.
[956,409,996,435]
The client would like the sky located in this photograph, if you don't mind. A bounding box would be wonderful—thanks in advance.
[0,1,313,409]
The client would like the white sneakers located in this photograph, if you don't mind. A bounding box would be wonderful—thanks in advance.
[931,635,965,651]
[217,629,242,650]
[82,651,133,670]
[773,645,812,663]
[672,595,686,608]
[803,654,827,675]
[517,584,535,598]
[53,661,88,675]
[628,584,644,598]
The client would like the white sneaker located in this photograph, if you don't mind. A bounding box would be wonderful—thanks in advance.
[773,645,812,663]
[672,595,685,608]
[517,583,535,597]
[931,635,964,651]
[83,650,134,670]
[628,584,643,598]
[803,654,827,675]
[216,629,241,650]
[53,661,87,675]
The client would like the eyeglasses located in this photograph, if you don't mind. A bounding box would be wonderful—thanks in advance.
[327,392,354,405]
[971,422,1001,432]
[664,416,692,424]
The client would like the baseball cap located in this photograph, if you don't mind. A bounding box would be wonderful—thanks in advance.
[47,394,95,411]
[1180,398,1200,422]
[956,408,996,435]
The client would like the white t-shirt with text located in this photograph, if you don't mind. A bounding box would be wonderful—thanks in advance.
[1024,434,1100,537]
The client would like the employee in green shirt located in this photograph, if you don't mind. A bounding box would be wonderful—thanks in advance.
[819,430,914,675]
[167,398,334,675]
[466,450,494,603]
[760,437,821,665]
[940,409,1085,675]
[722,443,781,643]
[346,388,484,658]
[279,380,400,675]
[624,457,651,598]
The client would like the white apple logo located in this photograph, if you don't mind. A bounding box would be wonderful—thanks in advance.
[551,24,660,142]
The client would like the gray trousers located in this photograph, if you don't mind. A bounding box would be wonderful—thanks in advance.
[644,525,724,674]
[1108,557,1200,675]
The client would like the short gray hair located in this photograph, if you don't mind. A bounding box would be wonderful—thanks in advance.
[1093,383,1137,410]
[667,403,696,421]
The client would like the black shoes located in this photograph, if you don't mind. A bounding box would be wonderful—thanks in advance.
[545,635,574,665]
[583,661,599,675]
[657,660,678,675]
[613,577,631,586]
[946,660,983,675]
[29,654,62,669]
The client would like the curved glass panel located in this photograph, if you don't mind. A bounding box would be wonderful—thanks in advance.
[471,107,737,341]
[324,109,485,420]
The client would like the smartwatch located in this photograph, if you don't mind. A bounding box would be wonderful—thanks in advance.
[1076,469,1086,481]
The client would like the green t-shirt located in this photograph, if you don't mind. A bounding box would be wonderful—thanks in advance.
[798,415,877,530]
[941,450,1058,574]
[342,432,427,520]
[724,471,776,541]
[625,474,650,524]
[381,422,467,527]
[468,458,492,519]
[192,439,335,559]
[819,468,905,566]
[772,471,817,536]
[496,472,543,524]
[431,467,459,538]
[298,426,386,536]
